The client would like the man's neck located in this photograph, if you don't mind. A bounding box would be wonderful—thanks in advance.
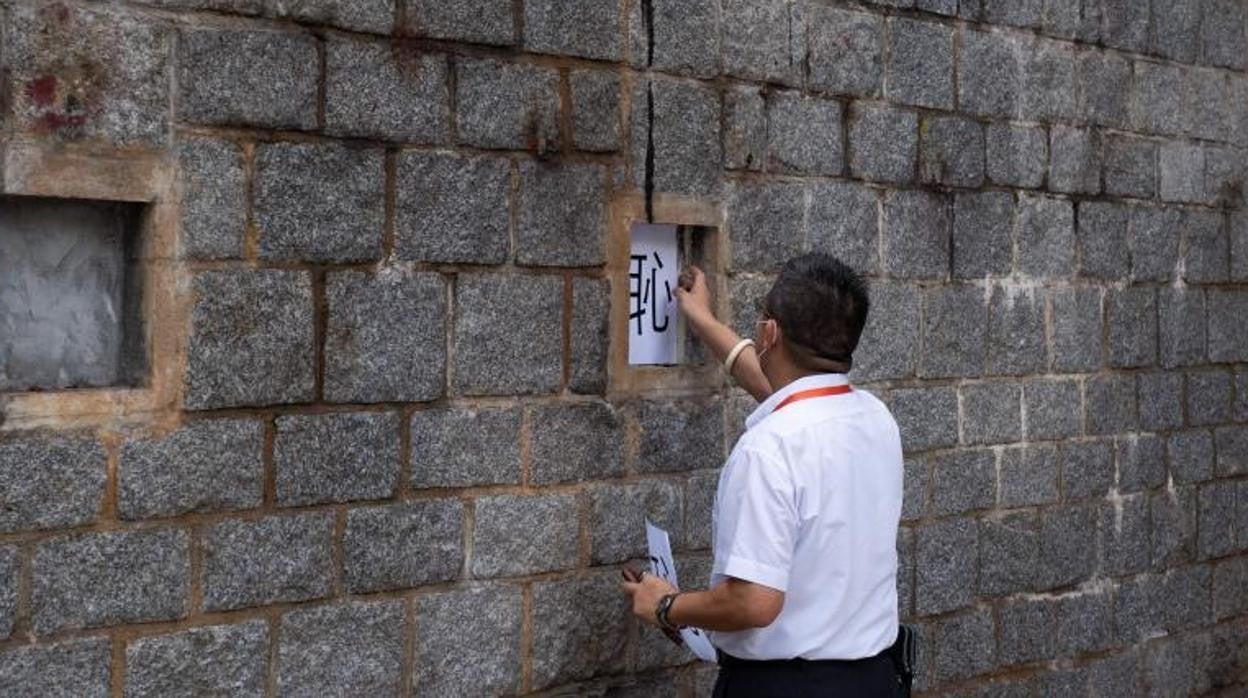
[764,365,825,394]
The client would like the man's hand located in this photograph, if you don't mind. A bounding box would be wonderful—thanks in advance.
[620,570,678,628]
[676,265,713,326]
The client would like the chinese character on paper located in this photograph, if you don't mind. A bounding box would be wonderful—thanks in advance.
[628,224,679,365]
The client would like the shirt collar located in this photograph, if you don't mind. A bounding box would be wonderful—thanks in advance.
[744,373,851,432]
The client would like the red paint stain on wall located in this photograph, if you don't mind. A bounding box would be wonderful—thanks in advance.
[25,75,58,108]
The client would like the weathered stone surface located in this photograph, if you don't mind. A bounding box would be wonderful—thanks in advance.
[887,18,954,109]
[1213,557,1248,620]
[953,192,1013,279]
[882,190,950,280]
[344,500,463,593]
[395,151,510,264]
[178,136,246,260]
[728,180,804,272]
[1116,434,1165,493]
[1055,591,1114,656]
[1017,194,1075,278]
[1184,210,1229,283]
[1188,370,1233,427]
[1107,287,1158,368]
[570,278,610,394]
[179,28,317,129]
[255,142,384,262]
[1139,371,1184,432]
[524,0,620,60]
[985,123,1045,189]
[1116,566,1211,641]
[1063,442,1113,501]
[452,274,563,396]
[1203,0,1248,69]
[686,470,720,549]
[588,480,683,563]
[1024,38,1078,122]
[0,638,110,697]
[979,511,1040,596]
[33,529,189,634]
[1078,49,1131,127]
[1152,486,1198,567]
[809,7,883,96]
[531,570,629,689]
[807,180,880,275]
[1050,287,1102,372]
[1049,126,1100,194]
[1078,201,1129,280]
[986,286,1046,375]
[1105,135,1157,198]
[1159,143,1206,203]
[638,400,724,473]
[920,116,983,187]
[1129,205,1182,282]
[415,584,523,695]
[0,435,105,533]
[889,386,958,452]
[1101,0,1149,51]
[848,104,917,184]
[1197,481,1238,559]
[324,270,445,403]
[202,513,333,611]
[278,601,404,696]
[1131,62,1187,136]
[766,92,843,175]
[0,547,14,639]
[126,621,268,698]
[456,58,559,151]
[1169,430,1214,484]
[635,78,723,196]
[571,70,621,152]
[1214,426,1248,476]
[8,5,168,145]
[919,286,986,378]
[999,598,1056,666]
[275,412,400,506]
[120,420,262,520]
[998,445,1059,507]
[267,0,393,33]
[724,86,766,170]
[646,0,720,77]
[915,517,976,615]
[1100,493,1152,575]
[411,407,521,487]
[1209,290,1248,362]
[325,42,448,142]
[1085,375,1137,435]
[958,28,1024,117]
[471,494,579,577]
[1038,503,1097,589]
[961,383,1022,445]
[933,609,995,682]
[852,281,921,381]
[929,449,996,516]
[1023,379,1081,440]
[721,0,804,85]
[531,402,625,484]
[407,0,514,44]
[516,161,607,267]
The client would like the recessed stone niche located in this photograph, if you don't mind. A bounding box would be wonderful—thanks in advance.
[0,195,148,392]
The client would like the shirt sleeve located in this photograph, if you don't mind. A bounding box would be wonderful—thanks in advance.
[712,447,799,593]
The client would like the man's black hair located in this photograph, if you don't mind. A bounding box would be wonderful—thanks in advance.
[762,253,870,372]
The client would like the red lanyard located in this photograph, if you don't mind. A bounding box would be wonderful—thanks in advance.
[773,385,853,413]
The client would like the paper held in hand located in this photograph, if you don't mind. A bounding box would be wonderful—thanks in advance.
[645,519,718,662]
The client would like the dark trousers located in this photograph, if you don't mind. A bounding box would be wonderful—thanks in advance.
[711,650,903,698]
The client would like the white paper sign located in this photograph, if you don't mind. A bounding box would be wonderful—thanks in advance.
[628,224,679,365]
[645,519,718,662]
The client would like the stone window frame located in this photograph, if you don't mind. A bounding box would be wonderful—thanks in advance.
[605,191,726,398]
[0,140,186,432]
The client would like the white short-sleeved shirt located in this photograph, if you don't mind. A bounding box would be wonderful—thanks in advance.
[708,373,903,661]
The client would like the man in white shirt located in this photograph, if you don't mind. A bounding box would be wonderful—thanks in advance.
[622,254,906,697]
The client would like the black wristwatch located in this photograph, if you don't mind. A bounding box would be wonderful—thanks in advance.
[656,593,682,632]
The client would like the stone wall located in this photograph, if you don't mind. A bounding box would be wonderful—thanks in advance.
[0,0,1246,695]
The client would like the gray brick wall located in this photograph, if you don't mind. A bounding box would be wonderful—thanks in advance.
[0,1,1245,696]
